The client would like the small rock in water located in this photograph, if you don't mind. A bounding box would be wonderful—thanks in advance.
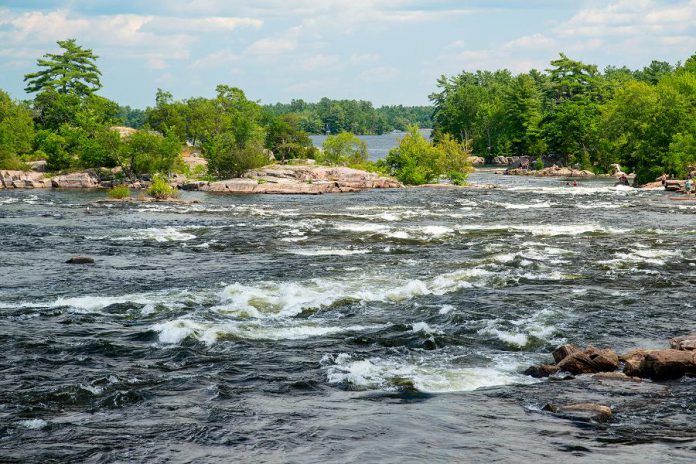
[523,364,560,378]
[670,334,696,351]
[543,403,612,422]
[556,346,619,374]
[66,256,95,264]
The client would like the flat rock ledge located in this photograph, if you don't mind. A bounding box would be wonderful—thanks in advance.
[525,334,696,381]
[191,165,402,194]
[502,166,595,177]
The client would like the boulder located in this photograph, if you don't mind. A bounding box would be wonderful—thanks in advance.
[557,346,619,374]
[469,156,485,166]
[664,180,683,192]
[492,156,508,165]
[66,256,95,264]
[552,344,581,363]
[544,403,612,422]
[670,334,696,351]
[51,171,100,189]
[621,349,653,377]
[640,349,696,380]
[12,180,26,189]
[28,160,47,172]
[523,364,560,378]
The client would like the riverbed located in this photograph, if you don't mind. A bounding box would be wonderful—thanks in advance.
[1,172,695,462]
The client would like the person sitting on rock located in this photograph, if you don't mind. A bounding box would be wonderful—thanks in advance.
[685,176,693,195]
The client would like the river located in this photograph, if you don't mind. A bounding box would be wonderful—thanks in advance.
[310,129,431,161]
[1,170,696,462]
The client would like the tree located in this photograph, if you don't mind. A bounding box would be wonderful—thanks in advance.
[264,113,313,162]
[320,132,368,166]
[24,39,101,96]
[119,131,182,176]
[203,133,267,178]
[0,90,35,167]
[505,74,546,156]
[381,126,444,185]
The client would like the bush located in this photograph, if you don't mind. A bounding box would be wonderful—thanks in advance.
[121,131,182,176]
[382,126,444,185]
[448,171,466,185]
[0,147,29,170]
[147,174,176,199]
[204,133,268,178]
[107,185,130,199]
[320,132,368,166]
[534,157,545,170]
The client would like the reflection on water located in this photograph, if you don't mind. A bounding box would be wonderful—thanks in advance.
[1,171,695,462]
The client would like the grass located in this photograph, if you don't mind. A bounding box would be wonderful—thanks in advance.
[107,185,130,199]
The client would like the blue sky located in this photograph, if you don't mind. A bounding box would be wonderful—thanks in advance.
[1,1,694,107]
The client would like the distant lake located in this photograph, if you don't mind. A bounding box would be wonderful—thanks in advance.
[310,129,432,161]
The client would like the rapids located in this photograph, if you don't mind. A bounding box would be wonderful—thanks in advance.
[1,171,695,462]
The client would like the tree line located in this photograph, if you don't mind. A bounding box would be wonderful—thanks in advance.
[430,53,696,184]
[263,99,432,135]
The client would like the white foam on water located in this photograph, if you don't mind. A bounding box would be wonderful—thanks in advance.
[323,353,535,393]
[0,197,19,205]
[151,319,390,344]
[334,223,389,233]
[602,248,681,266]
[90,227,197,242]
[214,269,488,319]
[457,223,625,236]
[439,304,455,315]
[493,201,554,209]
[19,419,48,430]
[290,248,371,257]
[477,309,559,348]
[79,384,104,395]
[412,321,439,334]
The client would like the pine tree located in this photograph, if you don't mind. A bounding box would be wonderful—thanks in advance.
[24,39,102,96]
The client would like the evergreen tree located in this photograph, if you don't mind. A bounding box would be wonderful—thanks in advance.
[24,39,102,96]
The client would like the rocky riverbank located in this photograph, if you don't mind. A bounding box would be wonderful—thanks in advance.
[1,165,403,195]
[184,165,402,194]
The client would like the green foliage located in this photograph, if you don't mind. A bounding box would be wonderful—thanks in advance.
[431,51,695,180]
[24,39,101,96]
[107,185,130,199]
[120,131,182,176]
[263,113,313,161]
[382,126,445,185]
[147,174,176,199]
[320,132,368,166]
[34,129,71,171]
[436,133,473,177]
[0,90,34,168]
[534,157,545,171]
[204,133,268,178]
[118,105,146,128]
[264,98,432,135]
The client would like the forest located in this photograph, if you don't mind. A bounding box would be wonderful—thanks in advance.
[430,53,696,184]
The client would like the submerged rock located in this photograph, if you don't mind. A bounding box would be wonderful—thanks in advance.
[543,402,613,422]
[66,256,95,264]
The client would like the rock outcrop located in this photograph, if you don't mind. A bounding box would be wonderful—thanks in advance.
[195,165,402,194]
[504,166,595,177]
[469,156,485,166]
[51,171,100,189]
[527,336,696,382]
[1,170,51,189]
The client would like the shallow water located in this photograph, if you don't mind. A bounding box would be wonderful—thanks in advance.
[2,172,696,462]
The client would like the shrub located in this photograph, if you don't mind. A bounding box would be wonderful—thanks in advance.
[382,126,443,185]
[0,147,29,170]
[320,132,368,166]
[107,185,130,199]
[121,131,182,176]
[203,133,268,179]
[147,174,176,199]
[534,157,545,171]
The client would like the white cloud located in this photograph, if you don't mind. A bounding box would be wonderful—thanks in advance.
[503,33,556,51]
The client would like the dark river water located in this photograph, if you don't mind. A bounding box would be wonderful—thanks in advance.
[2,171,696,463]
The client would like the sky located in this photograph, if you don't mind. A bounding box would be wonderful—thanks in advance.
[0,0,694,107]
